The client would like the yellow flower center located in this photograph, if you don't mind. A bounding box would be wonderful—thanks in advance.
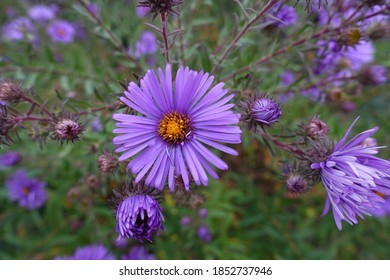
[158,112,191,145]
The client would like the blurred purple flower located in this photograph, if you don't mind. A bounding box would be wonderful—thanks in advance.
[280,71,295,86]
[273,5,298,27]
[6,7,17,18]
[311,118,390,230]
[358,65,388,86]
[121,246,155,260]
[2,17,36,42]
[0,151,21,167]
[199,208,208,218]
[116,194,164,242]
[6,169,47,210]
[136,6,150,18]
[371,196,390,218]
[112,64,241,191]
[180,216,191,226]
[87,3,100,15]
[28,5,57,22]
[47,20,75,44]
[128,31,158,64]
[57,244,115,260]
[197,226,211,242]
[91,117,103,132]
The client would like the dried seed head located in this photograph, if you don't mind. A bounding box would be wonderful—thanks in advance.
[51,113,84,144]
[97,151,119,174]
[137,0,183,19]
[0,80,24,103]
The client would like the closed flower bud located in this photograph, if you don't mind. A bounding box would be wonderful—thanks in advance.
[97,151,118,174]
[85,174,100,192]
[241,93,282,130]
[0,80,24,103]
[286,174,309,195]
[51,113,84,144]
[305,116,329,139]
[137,0,183,19]
[367,21,390,41]
[357,65,388,86]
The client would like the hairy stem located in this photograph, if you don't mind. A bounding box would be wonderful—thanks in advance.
[161,12,170,64]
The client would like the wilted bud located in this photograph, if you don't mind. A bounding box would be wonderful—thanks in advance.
[286,174,309,195]
[326,87,343,102]
[51,113,84,144]
[137,0,183,19]
[367,21,390,41]
[305,116,329,139]
[189,194,204,209]
[241,93,282,130]
[0,80,24,103]
[97,151,118,174]
[357,65,388,86]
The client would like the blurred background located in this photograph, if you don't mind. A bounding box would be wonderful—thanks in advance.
[0,0,390,259]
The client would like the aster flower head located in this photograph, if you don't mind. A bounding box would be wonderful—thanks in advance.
[113,181,165,242]
[97,151,119,174]
[270,2,298,28]
[47,20,75,44]
[310,117,390,230]
[0,151,21,167]
[2,17,36,42]
[286,174,309,195]
[137,0,183,19]
[121,246,155,260]
[6,169,47,210]
[136,6,150,18]
[50,112,85,144]
[302,115,330,139]
[130,31,158,60]
[241,93,282,130]
[57,244,115,260]
[197,226,211,242]
[112,64,241,191]
[28,5,57,22]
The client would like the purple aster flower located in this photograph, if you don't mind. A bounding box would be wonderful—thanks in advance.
[181,216,191,226]
[91,117,103,132]
[311,117,390,230]
[112,64,241,191]
[47,20,75,44]
[114,183,165,242]
[280,71,295,86]
[266,2,298,28]
[28,5,57,22]
[358,65,388,86]
[0,151,21,167]
[87,3,100,16]
[197,226,211,242]
[2,17,36,42]
[6,169,47,210]
[121,246,155,260]
[136,6,150,18]
[57,244,115,260]
[199,208,208,218]
[251,97,282,125]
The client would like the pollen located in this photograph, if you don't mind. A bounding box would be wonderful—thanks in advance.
[158,112,191,145]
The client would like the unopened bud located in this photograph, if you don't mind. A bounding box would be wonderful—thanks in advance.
[97,151,118,174]
[305,116,329,139]
[286,174,309,195]
[367,21,390,41]
[357,65,388,86]
[0,80,24,103]
[51,113,84,144]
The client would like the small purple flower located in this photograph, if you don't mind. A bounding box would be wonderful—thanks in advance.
[28,5,57,22]
[311,117,390,230]
[112,64,241,191]
[121,246,155,260]
[199,208,208,218]
[273,5,298,27]
[280,71,295,86]
[358,65,388,86]
[47,20,75,44]
[129,31,158,63]
[0,151,21,167]
[197,226,211,242]
[115,189,165,242]
[91,117,103,132]
[181,216,191,226]
[136,6,150,18]
[87,3,100,16]
[57,244,115,260]
[6,169,47,210]
[2,17,36,42]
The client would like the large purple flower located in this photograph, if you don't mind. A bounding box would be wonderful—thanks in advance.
[56,244,115,260]
[47,20,75,44]
[6,169,47,210]
[112,64,241,191]
[311,118,390,230]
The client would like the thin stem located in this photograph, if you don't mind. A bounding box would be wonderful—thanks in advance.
[77,103,116,116]
[76,0,142,71]
[259,130,305,157]
[15,116,52,122]
[22,95,52,116]
[211,0,278,75]
[161,12,170,64]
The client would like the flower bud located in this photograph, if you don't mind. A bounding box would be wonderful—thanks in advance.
[357,65,388,86]
[305,116,329,139]
[51,113,84,144]
[367,21,390,41]
[0,80,24,103]
[97,151,118,174]
[137,0,183,19]
[286,174,309,195]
